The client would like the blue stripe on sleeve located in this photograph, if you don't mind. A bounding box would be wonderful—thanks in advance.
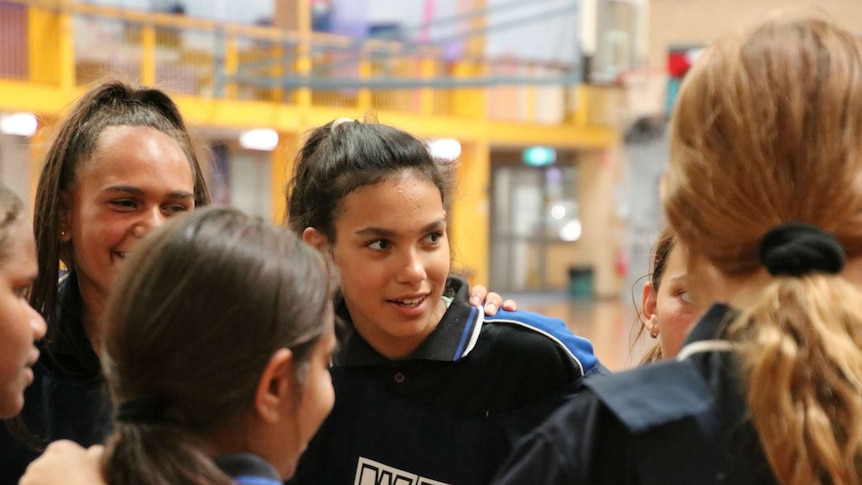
[234,476,282,485]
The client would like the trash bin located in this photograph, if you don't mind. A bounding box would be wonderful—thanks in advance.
[568,266,594,300]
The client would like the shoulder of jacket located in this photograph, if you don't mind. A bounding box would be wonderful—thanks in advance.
[482,309,598,376]
[584,360,714,432]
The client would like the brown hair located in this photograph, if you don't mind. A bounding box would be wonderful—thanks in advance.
[31,79,211,360]
[101,207,334,484]
[664,16,862,484]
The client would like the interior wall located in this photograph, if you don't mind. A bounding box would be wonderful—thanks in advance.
[0,134,30,205]
[577,148,624,298]
[648,0,862,73]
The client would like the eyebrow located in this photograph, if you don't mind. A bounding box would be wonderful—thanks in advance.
[354,218,447,238]
[103,185,195,200]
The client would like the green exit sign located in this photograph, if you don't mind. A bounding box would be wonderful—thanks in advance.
[523,146,556,166]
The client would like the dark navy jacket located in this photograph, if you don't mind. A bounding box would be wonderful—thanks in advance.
[290,276,605,485]
[493,304,778,485]
[0,275,113,484]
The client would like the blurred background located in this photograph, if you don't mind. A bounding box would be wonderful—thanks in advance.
[1,0,860,369]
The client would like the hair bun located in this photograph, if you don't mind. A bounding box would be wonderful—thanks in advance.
[758,222,846,277]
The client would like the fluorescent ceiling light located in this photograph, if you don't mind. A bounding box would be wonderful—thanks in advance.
[428,138,461,162]
[1,113,37,137]
[239,129,278,151]
[559,220,582,242]
[550,204,566,219]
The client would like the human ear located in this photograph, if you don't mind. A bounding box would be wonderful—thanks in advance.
[254,348,294,423]
[302,227,329,252]
[641,282,659,337]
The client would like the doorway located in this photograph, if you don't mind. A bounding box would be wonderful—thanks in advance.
[489,153,580,292]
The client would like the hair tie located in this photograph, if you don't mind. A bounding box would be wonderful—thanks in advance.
[331,117,354,130]
[116,395,170,424]
[758,222,846,277]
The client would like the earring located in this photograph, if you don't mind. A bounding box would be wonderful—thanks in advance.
[60,230,66,237]
[647,318,659,338]
[645,315,659,338]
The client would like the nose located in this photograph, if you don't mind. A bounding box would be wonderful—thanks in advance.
[29,305,46,341]
[396,248,427,285]
[132,207,168,238]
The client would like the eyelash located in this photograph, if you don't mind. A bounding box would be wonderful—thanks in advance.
[426,231,444,244]
[110,200,191,214]
[165,205,190,213]
[366,231,444,251]
[110,200,137,210]
[367,240,390,251]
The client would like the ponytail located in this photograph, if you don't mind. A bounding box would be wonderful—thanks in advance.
[660,15,862,485]
[104,423,233,485]
[727,225,862,484]
[100,208,334,483]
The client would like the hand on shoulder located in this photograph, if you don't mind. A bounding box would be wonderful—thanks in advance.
[19,440,106,485]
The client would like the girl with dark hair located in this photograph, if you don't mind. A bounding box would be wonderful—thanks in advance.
[0,78,210,481]
[24,206,338,485]
[495,15,862,484]
[286,118,605,485]
[2,81,511,483]
[99,207,336,484]
[0,183,46,419]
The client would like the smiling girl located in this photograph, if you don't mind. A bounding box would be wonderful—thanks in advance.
[0,82,514,484]
[286,119,605,485]
[0,80,210,482]
[22,207,339,485]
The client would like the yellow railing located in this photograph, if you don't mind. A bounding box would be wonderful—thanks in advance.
[0,0,620,128]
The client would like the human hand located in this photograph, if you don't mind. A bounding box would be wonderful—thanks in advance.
[468,285,518,315]
[19,440,105,485]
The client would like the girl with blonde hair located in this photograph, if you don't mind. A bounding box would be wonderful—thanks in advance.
[495,15,862,484]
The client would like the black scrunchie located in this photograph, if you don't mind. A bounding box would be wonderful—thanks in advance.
[758,222,846,277]
[116,395,169,424]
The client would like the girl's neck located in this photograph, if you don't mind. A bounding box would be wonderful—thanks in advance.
[77,282,106,358]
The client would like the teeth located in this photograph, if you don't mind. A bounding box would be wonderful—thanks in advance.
[397,297,422,307]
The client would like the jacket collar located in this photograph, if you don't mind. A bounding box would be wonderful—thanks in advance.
[676,303,737,361]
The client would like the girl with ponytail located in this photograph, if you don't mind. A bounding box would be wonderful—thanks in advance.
[496,15,862,484]
[20,206,337,485]
[99,206,337,484]
[1,78,211,484]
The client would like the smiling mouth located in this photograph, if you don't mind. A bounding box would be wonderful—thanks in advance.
[388,297,425,308]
